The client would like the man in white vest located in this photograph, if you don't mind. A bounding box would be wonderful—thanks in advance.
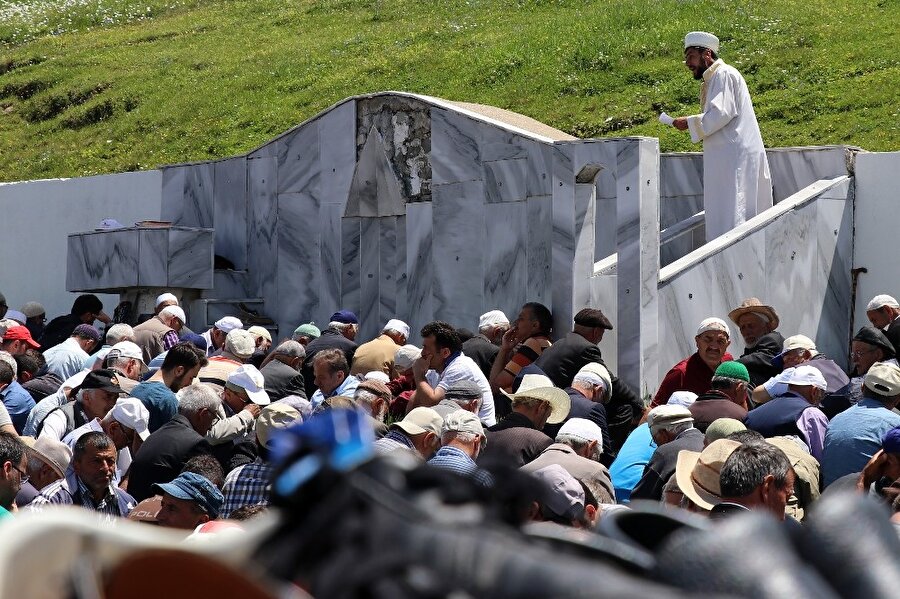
[670,31,773,240]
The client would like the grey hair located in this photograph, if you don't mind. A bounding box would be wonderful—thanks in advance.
[273,340,306,359]
[105,323,135,344]
[711,375,744,389]
[441,430,478,445]
[353,389,379,406]
[555,433,602,462]
[177,383,221,416]
[720,443,792,497]
[328,321,356,334]
[108,356,136,372]
[0,351,16,377]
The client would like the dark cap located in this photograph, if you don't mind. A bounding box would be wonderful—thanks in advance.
[153,472,224,518]
[883,426,900,453]
[330,310,359,325]
[574,308,613,330]
[444,380,483,401]
[853,326,896,359]
[79,369,123,394]
[179,332,208,352]
[72,324,102,342]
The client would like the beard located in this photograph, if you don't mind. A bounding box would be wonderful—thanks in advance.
[692,64,708,80]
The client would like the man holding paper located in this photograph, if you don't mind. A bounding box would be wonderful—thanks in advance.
[664,32,772,241]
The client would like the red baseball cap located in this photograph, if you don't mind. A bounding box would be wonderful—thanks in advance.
[3,325,40,348]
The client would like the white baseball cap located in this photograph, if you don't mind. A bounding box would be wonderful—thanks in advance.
[394,345,422,371]
[478,310,509,329]
[785,365,827,390]
[227,364,270,405]
[383,319,410,339]
[214,316,243,333]
[111,397,151,440]
[867,294,900,311]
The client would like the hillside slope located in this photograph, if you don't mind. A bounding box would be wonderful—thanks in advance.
[0,0,897,181]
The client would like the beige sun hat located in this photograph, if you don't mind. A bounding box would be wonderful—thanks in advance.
[675,439,741,511]
[728,297,780,329]
[501,373,571,425]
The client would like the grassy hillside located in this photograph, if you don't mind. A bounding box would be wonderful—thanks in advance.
[0,0,898,181]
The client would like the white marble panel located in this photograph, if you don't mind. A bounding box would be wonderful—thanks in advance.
[551,144,576,338]
[346,125,405,217]
[405,202,433,343]
[319,203,343,322]
[276,192,321,328]
[208,270,251,300]
[767,147,848,203]
[526,195,552,304]
[358,217,380,340]
[763,204,816,339]
[160,166,186,224]
[484,202,527,317]
[137,229,168,288]
[213,158,248,269]
[573,183,596,310]
[247,157,278,308]
[66,230,140,291]
[340,217,362,317]
[484,158,527,203]
[525,140,554,197]
[168,229,214,289]
[812,198,853,370]
[706,231,767,326]
[395,216,409,324]
[277,122,320,195]
[590,273,618,372]
[657,266,715,385]
[160,163,215,228]
[660,154,703,199]
[432,181,485,328]
[594,196,617,261]
[318,100,357,210]
[377,217,399,328]
[819,178,851,201]
[430,108,481,185]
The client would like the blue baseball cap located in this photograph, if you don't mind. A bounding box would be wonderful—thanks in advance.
[152,472,224,518]
[330,310,359,325]
[883,426,900,454]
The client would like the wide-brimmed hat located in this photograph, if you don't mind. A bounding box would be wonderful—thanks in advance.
[501,374,571,425]
[675,439,741,510]
[728,298,779,329]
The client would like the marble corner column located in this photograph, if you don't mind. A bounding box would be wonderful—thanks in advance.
[615,138,660,399]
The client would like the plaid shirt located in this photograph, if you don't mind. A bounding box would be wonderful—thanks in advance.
[29,472,135,522]
[427,446,493,487]
[222,458,273,518]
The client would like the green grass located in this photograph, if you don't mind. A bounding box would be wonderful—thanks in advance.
[0,0,898,181]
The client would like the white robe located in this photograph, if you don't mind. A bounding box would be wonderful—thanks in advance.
[687,60,772,240]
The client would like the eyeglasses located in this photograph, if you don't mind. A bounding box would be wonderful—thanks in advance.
[11,464,29,484]
[850,348,877,358]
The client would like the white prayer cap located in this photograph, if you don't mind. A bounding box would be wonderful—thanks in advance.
[867,294,900,311]
[696,317,730,339]
[155,292,178,307]
[214,316,243,332]
[364,371,390,383]
[383,319,410,339]
[394,345,421,371]
[668,391,699,409]
[479,310,509,329]
[684,31,719,54]
[160,305,186,324]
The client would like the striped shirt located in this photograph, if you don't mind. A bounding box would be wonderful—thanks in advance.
[221,459,273,518]
[503,337,552,379]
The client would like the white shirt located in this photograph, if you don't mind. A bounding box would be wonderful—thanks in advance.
[686,59,772,240]
[425,354,496,426]
[61,418,131,483]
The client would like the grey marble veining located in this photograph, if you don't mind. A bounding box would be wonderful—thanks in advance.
[168,228,214,288]
[346,125,405,217]
[431,108,481,185]
[551,143,577,337]
[160,163,214,228]
[206,269,251,300]
[659,154,704,200]
[276,192,321,328]
[484,202,527,317]
[405,202,433,343]
[377,217,400,331]
[318,99,357,210]
[340,217,362,317]
[814,198,853,370]
[277,121,320,195]
[358,217,381,341]
[590,273,619,370]
[763,203,816,339]
[213,158,248,269]
[573,183,596,310]
[432,181,485,329]
[484,158,527,203]
[767,147,849,203]
[526,195,552,305]
[137,229,168,288]
[67,230,140,291]
[247,157,279,313]
[319,203,343,321]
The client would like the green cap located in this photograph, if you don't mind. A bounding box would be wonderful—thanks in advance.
[293,322,320,339]
[714,360,750,382]
[705,418,747,443]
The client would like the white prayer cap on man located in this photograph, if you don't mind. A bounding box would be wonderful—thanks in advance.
[160,305,186,324]
[383,319,410,339]
[696,317,730,339]
[478,310,509,329]
[21,302,45,318]
[364,371,390,383]
[557,418,604,446]
[684,31,719,54]
[668,391,699,409]
[214,316,243,333]
[867,294,900,311]
[156,292,178,307]
[394,345,421,371]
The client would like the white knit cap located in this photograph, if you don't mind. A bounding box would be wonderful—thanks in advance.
[215,316,243,333]
[478,310,509,329]
[668,391,699,409]
[155,292,178,307]
[696,317,730,339]
[867,294,900,311]
[383,319,410,339]
[684,31,719,53]
[160,305,186,324]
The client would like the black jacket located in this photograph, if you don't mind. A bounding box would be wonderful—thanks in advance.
[738,331,785,387]
[261,359,307,401]
[302,330,358,397]
[461,335,499,381]
[480,412,553,468]
[630,427,705,501]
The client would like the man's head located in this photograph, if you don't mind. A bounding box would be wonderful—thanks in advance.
[880,426,900,482]
[503,374,571,429]
[683,31,719,79]
[159,306,186,333]
[21,301,45,339]
[775,334,818,369]
[270,340,306,370]
[354,380,392,422]
[224,364,270,413]
[852,326,895,375]
[1,325,40,356]
[210,316,243,350]
[71,294,105,324]
[394,344,421,376]
[704,418,747,446]
[22,436,71,491]
[223,329,255,362]
[244,326,270,354]
[76,369,123,421]
[728,298,779,349]
[866,294,900,330]
[719,442,795,520]
[440,409,486,460]
[443,380,483,413]
[0,432,26,509]
[153,472,224,529]
[647,405,695,446]
[160,342,208,391]
[72,324,102,353]
[570,362,612,403]
[675,439,742,511]
[784,364,827,404]
[312,349,350,396]
[572,308,613,344]
[72,431,117,499]
[382,319,410,346]
[292,322,320,346]
[555,418,604,462]
[694,318,731,369]
[420,321,463,372]
[710,361,750,405]
[391,407,443,459]
[15,349,44,385]
[478,310,510,345]
[0,360,13,394]
[329,310,359,341]
[104,323,135,345]
[256,403,302,454]
[862,361,900,408]
[177,383,223,436]
[105,341,148,381]
[529,464,587,527]
[511,302,553,343]
[101,397,151,450]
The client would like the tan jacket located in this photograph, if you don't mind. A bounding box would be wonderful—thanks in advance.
[350,335,399,378]
[133,316,174,363]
